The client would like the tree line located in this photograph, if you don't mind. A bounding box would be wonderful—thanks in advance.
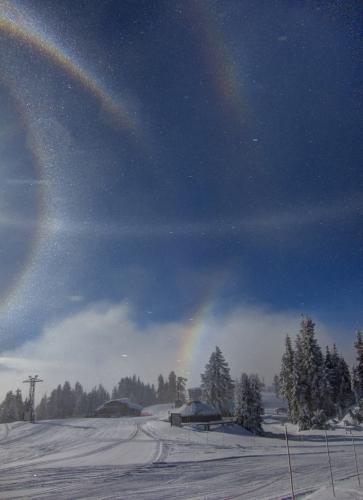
[278,316,362,430]
[0,370,187,423]
[0,348,262,432]
[110,372,188,405]
[2,315,361,434]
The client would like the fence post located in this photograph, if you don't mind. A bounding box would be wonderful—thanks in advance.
[352,435,361,487]
[285,425,295,500]
[325,430,335,497]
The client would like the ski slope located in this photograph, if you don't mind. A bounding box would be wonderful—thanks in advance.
[1,403,363,499]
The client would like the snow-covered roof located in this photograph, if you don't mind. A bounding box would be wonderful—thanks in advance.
[100,398,143,411]
[175,401,220,417]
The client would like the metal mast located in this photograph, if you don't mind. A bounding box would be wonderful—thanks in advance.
[23,375,43,423]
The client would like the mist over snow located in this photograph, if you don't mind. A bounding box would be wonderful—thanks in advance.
[0,301,344,401]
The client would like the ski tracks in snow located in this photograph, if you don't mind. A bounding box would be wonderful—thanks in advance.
[138,423,170,463]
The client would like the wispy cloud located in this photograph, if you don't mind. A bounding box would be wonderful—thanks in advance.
[45,195,363,241]
[2,196,361,243]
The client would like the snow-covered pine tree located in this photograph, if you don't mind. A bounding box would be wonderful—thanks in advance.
[354,331,363,400]
[235,373,264,434]
[36,394,49,420]
[330,345,341,402]
[235,373,250,427]
[167,371,177,403]
[353,366,360,403]
[157,374,167,403]
[293,317,327,430]
[201,346,234,416]
[273,374,280,398]
[86,384,110,416]
[324,345,353,419]
[73,382,88,417]
[0,391,18,423]
[61,381,75,418]
[249,374,264,433]
[279,335,295,420]
[111,376,157,405]
[14,389,24,421]
[336,356,354,418]
[176,376,187,404]
[292,333,305,426]
[47,385,60,418]
[324,346,338,417]
[96,384,109,407]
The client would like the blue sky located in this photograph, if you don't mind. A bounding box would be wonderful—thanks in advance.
[0,0,362,391]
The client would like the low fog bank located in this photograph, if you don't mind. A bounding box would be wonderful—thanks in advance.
[0,301,343,400]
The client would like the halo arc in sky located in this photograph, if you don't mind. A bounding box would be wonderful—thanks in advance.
[0,0,143,311]
[0,0,139,134]
[0,81,46,312]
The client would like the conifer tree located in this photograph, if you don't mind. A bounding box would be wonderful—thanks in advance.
[157,374,167,402]
[235,373,250,427]
[48,385,61,418]
[14,389,24,421]
[353,366,360,403]
[324,345,353,418]
[176,376,187,403]
[36,394,49,420]
[201,346,234,415]
[167,371,177,402]
[292,317,326,429]
[235,373,264,434]
[61,381,75,417]
[336,356,354,418]
[273,374,280,398]
[279,335,295,419]
[249,374,264,432]
[0,391,18,423]
[324,346,337,417]
[73,382,87,417]
[112,376,157,405]
[354,331,363,400]
[86,384,110,416]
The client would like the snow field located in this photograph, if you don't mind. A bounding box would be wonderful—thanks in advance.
[1,405,363,499]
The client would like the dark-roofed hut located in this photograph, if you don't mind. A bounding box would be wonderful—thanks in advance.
[95,398,142,417]
[175,401,221,423]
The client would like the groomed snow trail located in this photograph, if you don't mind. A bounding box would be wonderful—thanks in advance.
[1,411,363,499]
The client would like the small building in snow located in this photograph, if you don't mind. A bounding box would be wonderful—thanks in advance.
[174,400,221,423]
[95,398,143,417]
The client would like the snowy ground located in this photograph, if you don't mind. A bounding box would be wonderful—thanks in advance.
[1,396,363,499]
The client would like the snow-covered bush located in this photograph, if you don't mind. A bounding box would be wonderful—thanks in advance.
[349,400,363,425]
[311,409,328,429]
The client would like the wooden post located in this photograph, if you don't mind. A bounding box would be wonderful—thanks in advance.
[352,435,361,487]
[285,426,295,500]
[325,430,335,497]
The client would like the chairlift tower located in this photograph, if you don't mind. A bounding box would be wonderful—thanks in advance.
[23,375,43,423]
